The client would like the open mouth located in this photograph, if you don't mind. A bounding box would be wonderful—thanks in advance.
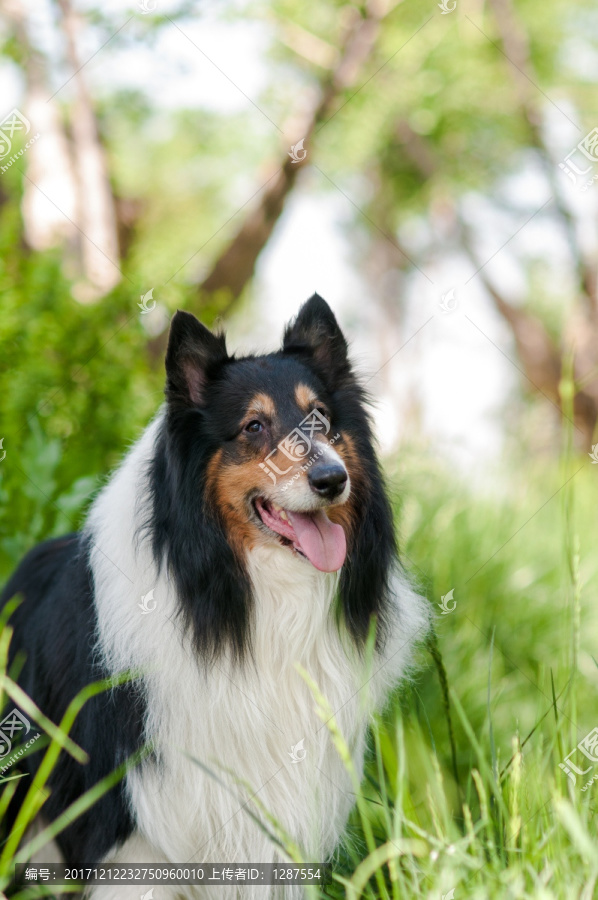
[253,498,347,573]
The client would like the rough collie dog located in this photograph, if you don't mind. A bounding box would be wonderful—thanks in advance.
[2,295,428,898]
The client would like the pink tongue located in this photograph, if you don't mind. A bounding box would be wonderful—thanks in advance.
[287,510,347,573]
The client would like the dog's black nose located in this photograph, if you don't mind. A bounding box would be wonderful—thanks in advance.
[308,463,348,499]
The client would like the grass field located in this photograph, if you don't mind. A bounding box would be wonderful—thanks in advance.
[317,444,598,899]
[1,436,597,899]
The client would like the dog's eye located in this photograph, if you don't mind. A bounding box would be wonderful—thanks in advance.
[245,420,264,434]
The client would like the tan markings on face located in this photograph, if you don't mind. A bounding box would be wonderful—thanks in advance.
[205,450,270,560]
[294,383,319,412]
[326,433,365,552]
[246,392,276,421]
[205,430,364,562]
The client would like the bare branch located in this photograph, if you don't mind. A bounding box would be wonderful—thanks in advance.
[193,1,395,316]
[485,0,597,311]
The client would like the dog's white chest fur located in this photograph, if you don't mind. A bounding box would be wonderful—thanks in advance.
[87,419,428,894]
[130,547,372,865]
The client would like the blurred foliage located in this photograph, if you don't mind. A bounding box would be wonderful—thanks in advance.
[1,0,598,894]
[0,195,158,573]
[393,451,597,783]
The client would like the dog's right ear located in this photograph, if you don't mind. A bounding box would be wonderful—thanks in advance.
[165,310,228,407]
[282,294,352,386]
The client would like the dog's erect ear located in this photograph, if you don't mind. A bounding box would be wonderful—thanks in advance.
[165,310,228,407]
[282,294,350,383]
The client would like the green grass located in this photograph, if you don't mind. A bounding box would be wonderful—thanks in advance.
[313,445,598,899]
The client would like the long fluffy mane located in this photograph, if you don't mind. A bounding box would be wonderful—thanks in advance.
[146,414,252,662]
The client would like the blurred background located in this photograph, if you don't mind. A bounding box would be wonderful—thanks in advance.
[1,0,598,891]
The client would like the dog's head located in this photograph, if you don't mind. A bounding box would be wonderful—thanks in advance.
[151,294,396,657]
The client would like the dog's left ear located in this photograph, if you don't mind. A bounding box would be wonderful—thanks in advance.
[282,294,351,384]
[165,310,229,407]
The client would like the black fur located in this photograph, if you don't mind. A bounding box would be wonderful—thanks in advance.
[147,420,252,663]
[0,535,145,865]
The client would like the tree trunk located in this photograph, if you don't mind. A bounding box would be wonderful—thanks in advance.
[196,0,396,313]
[484,0,598,442]
[56,0,121,300]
